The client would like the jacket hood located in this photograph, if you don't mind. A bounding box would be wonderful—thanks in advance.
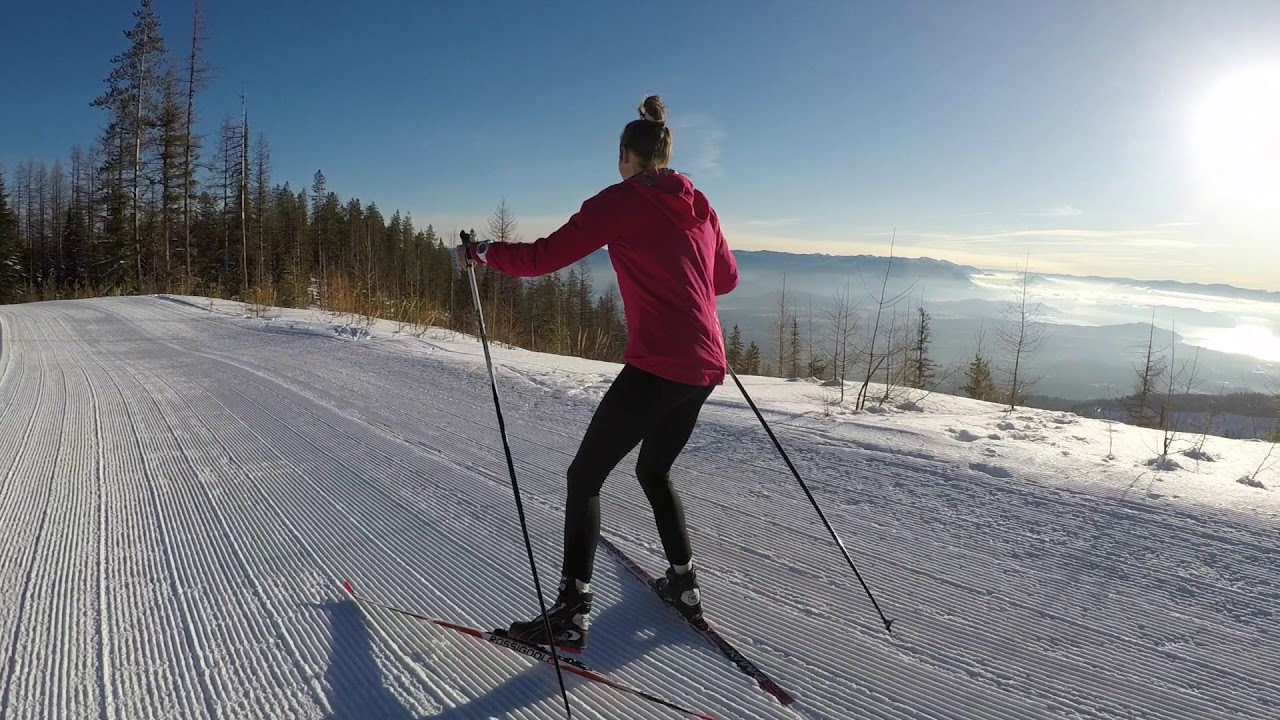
[626,169,709,231]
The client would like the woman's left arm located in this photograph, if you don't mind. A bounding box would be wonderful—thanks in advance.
[474,189,620,278]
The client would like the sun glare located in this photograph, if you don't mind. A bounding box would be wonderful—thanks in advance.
[1188,64,1280,210]
[1194,321,1280,363]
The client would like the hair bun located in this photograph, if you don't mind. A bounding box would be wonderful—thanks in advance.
[638,95,667,124]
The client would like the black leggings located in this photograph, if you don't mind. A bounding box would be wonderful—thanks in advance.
[561,364,715,583]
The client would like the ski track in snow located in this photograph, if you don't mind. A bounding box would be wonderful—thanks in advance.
[0,296,1277,719]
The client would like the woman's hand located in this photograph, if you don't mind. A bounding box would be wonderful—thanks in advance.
[456,230,480,266]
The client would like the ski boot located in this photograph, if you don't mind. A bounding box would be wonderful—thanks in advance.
[503,579,592,653]
[654,563,705,627]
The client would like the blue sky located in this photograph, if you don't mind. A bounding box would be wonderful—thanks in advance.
[2,0,1279,289]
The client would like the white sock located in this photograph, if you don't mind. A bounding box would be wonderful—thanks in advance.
[574,578,591,593]
[673,561,693,575]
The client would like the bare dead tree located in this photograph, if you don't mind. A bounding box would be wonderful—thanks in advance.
[1157,324,1203,462]
[806,297,826,378]
[1127,308,1166,426]
[771,273,792,377]
[253,132,271,290]
[183,0,212,290]
[1190,381,1228,460]
[1237,371,1280,487]
[826,277,859,404]
[995,258,1048,410]
[240,92,249,292]
[877,305,917,405]
[857,230,915,409]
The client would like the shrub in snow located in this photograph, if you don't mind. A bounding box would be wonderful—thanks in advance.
[1146,456,1182,471]
[897,400,924,412]
[1237,475,1267,490]
[1181,448,1215,462]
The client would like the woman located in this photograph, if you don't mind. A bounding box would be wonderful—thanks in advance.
[457,95,739,651]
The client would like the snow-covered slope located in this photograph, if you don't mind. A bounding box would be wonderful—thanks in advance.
[0,296,1276,720]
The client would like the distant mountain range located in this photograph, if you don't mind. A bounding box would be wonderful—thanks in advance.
[584,248,1280,302]
[723,250,975,283]
[1042,273,1280,303]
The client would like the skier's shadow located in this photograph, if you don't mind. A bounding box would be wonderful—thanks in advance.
[424,569,694,719]
[306,600,420,720]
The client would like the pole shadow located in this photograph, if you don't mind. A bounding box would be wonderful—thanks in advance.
[306,600,421,720]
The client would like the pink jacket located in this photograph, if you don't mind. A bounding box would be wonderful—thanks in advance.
[472,169,738,386]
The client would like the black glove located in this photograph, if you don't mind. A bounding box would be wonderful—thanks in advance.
[457,229,479,266]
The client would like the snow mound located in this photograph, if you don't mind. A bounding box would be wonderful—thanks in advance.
[1182,448,1216,462]
[1238,475,1268,490]
[335,324,372,340]
[1146,456,1183,471]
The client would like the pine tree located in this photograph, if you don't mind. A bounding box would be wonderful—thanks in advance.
[962,353,996,401]
[156,64,184,288]
[310,170,328,284]
[744,341,762,375]
[92,0,168,291]
[789,316,802,377]
[726,324,744,371]
[910,305,936,389]
[0,168,24,303]
[61,206,89,291]
[575,257,594,346]
[252,133,272,289]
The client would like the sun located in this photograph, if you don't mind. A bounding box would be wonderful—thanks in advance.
[1187,64,1280,210]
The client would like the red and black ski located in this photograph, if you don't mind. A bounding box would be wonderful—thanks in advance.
[598,537,797,707]
[341,580,720,720]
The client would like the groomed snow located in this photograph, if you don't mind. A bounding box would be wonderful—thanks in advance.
[0,295,1276,719]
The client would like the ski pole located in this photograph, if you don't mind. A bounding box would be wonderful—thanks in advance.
[726,365,896,635]
[460,230,574,717]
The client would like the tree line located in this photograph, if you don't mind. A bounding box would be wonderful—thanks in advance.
[0,0,630,362]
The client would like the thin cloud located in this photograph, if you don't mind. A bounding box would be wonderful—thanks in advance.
[673,113,726,177]
[1157,221,1197,228]
[1023,205,1083,217]
[850,226,1210,267]
[735,217,802,228]
[962,211,996,217]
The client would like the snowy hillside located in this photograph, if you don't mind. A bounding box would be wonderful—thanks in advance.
[0,295,1276,720]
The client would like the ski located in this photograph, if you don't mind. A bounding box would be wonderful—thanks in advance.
[341,580,720,720]
[598,537,797,707]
